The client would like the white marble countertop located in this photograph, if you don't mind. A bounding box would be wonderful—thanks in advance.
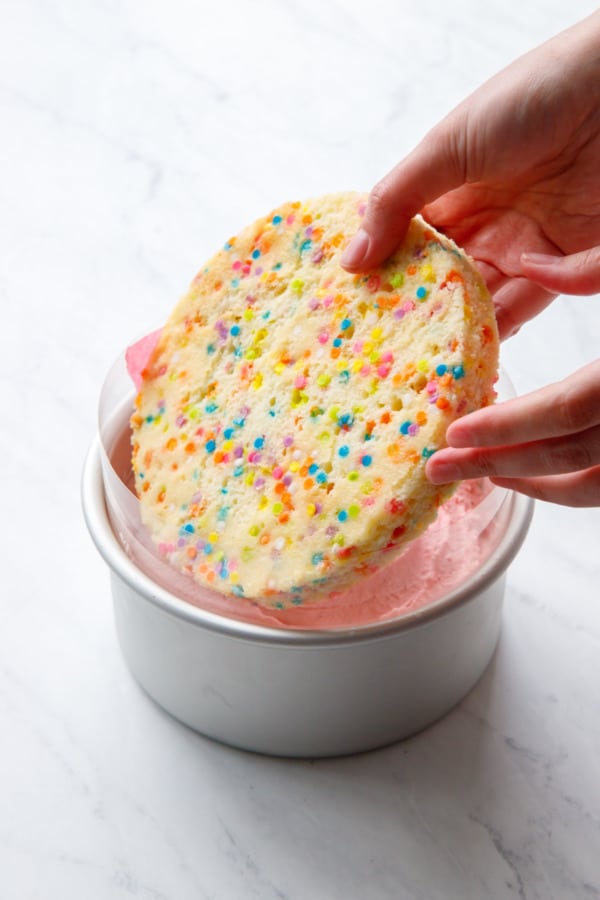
[2,1,600,897]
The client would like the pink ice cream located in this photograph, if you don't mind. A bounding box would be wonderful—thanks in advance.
[114,335,508,630]
[125,329,162,389]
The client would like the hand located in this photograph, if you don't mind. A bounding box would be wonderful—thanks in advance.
[341,11,600,340]
[341,12,600,507]
[425,360,600,507]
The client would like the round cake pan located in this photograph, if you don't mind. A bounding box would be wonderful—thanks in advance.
[82,433,533,758]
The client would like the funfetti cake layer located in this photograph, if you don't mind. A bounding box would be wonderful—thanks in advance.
[131,192,499,607]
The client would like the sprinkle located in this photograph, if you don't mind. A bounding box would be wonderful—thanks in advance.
[340,318,352,331]
[205,439,216,453]
[230,324,241,336]
[337,510,348,522]
[361,454,372,467]
[436,364,447,376]
[254,436,265,449]
[453,365,465,379]
[416,286,428,300]
[272,214,282,224]
[338,445,350,457]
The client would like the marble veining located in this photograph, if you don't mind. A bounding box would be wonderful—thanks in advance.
[2,1,599,897]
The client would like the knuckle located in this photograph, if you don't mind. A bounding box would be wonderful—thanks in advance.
[555,385,594,433]
[469,448,495,476]
[368,180,396,217]
[546,438,592,473]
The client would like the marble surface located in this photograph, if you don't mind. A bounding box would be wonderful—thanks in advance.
[2,1,600,897]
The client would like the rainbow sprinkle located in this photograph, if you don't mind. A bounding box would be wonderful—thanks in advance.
[131,194,498,606]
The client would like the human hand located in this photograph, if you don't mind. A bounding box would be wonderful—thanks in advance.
[425,360,600,507]
[341,11,600,340]
[341,13,600,506]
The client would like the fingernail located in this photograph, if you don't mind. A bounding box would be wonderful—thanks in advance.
[340,229,370,269]
[521,252,562,267]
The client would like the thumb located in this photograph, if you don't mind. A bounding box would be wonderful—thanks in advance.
[340,121,467,272]
[521,246,600,295]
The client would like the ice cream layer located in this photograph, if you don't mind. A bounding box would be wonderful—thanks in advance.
[103,407,508,631]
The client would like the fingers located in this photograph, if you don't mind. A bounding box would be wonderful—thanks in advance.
[491,467,600,508]
[492,278,557,340]
[446,359,600,448]
[426,422,600,483]
[521,246,600,295]
[426,359,600,507]
[340,122,466,272]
